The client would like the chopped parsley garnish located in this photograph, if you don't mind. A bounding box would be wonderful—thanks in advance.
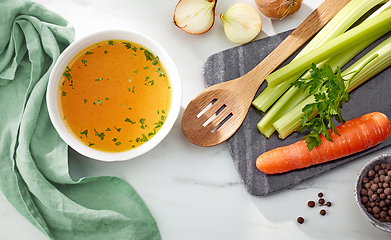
[82,59,87,66]
[88,142,95,147]
[94,129,105,140]
[114,127,121,132]
[108,40,113,46]
[63,66,72,80]
[96,99,103,105]
[104,50,108,54]
[140,118,147,129]
[152,56,159,65]
[143,49,155,61]
[80,130,88,137]
[143,66,149,70]
[95,78,103,81]
[85,51,93,55]
[115,142,121,146]
[106,128,111,131]
[145,80,154,86]
[125,118,135,124]
[136,134,149,143]
[62,91,66,96]
[122,42,132,49]
[156,68,165,77]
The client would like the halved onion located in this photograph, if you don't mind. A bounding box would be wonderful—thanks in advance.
[174,0,217,35]
[220,4,262,44]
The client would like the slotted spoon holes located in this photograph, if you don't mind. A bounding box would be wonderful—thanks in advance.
[197,99,233,133]
[182,89,245,147]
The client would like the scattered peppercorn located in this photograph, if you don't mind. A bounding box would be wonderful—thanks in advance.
[308,201,315,208]
[299,192,333,224]
[320,209,326,216]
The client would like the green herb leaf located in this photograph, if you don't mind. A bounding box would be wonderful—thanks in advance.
[125,118,135,124]
[144,49,154,61]
[94,128,105,140]
[108,40,113,46]
[292,59,374,151]
[63,66,72,80]
[156,68,165,77]
[152,56,159,65]
[85,51,93,55]
[80,130,88,137]
[122,42,132,49]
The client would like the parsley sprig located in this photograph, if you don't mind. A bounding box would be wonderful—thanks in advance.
[292,55,377,151]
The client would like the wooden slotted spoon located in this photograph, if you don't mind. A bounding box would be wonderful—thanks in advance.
[182,0,351,147]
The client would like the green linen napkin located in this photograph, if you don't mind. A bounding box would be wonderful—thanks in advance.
[0,0,161,239]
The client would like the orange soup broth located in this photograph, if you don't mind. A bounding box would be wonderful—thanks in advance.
[58,40,171,152]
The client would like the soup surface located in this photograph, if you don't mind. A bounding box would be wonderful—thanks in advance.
[58,40,171,152]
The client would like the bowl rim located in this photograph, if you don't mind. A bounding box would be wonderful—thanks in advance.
[354,153,391,232]
[47,29,182,161]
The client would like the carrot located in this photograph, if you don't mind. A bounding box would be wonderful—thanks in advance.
[256,112,391,174]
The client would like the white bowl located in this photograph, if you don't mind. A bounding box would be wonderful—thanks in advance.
[47,30,182,161]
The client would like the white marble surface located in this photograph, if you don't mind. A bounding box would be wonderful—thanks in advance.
[1,0,391,239]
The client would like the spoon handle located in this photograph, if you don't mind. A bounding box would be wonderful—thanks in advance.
[244,0,352,89]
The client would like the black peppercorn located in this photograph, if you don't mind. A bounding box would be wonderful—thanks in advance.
[308,201,315,208]
[320,209,326,216]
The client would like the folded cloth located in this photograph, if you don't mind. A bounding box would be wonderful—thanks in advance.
[0,1,161,239]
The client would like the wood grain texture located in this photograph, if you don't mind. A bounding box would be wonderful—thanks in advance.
[182,0,351,147]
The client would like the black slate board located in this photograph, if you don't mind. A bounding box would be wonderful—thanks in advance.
[202,29,391,197]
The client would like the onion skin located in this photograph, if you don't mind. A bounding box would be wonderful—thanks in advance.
[255,0,303,20]
[174,0,217,35]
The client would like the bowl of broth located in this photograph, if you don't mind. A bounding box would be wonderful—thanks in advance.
[47,30,182,161]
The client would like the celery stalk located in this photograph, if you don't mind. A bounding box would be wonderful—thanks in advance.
[273,35,391,139]
[252,0,388,112]
[257,34,383,138]
[266,9,391,88]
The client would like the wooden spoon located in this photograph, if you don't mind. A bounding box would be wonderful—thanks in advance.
[182,0,351,147]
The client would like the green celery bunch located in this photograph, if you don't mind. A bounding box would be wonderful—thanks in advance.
[273,35,391,140]
[252,0,389,112]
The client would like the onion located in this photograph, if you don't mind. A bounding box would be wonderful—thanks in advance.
[174,0,217,35]
[255,0,303,20]
[220,4,262,44]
